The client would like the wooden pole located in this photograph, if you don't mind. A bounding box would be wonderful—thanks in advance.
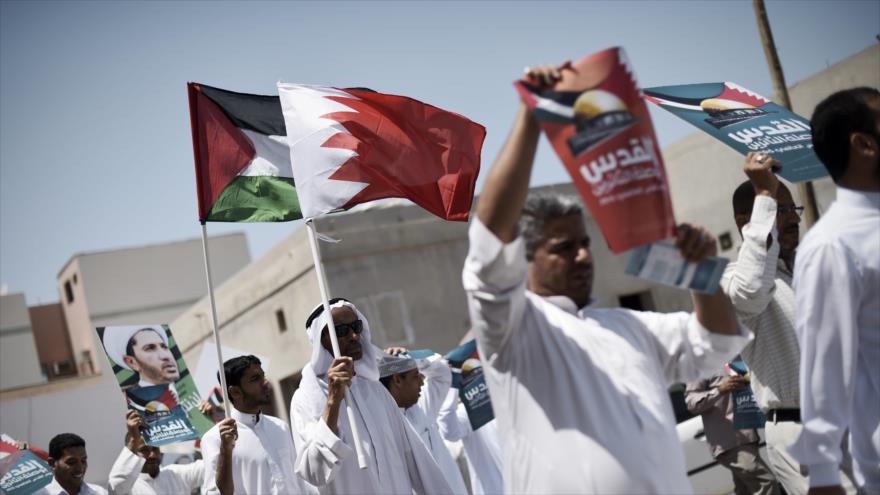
[752,0,820,228]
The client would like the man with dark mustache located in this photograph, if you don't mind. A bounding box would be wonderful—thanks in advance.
[462,62,751,493]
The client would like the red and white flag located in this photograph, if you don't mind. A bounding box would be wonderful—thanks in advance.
[277,83,485,221]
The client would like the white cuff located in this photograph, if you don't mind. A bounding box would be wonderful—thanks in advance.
[316,418,354,464]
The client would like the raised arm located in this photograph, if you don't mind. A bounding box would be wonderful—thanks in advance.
[676,225,741,336]
[108,412,147,495]
[722,153,783,317]
[475,65,563,241]
[414,354,452,421]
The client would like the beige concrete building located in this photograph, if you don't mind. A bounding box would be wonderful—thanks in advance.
[57,233,251,376]
[0,293,47,391]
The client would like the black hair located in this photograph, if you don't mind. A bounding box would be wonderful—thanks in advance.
[217,355,262,390]
[379,375,393,390]
[49,433,85,460]
[305,298,351,329]
[124,327,163,358]
[732,180,757,216]
[810,87,880,182]
[519,193,585,259]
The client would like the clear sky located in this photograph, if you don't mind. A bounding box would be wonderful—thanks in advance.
[1,0,878,304]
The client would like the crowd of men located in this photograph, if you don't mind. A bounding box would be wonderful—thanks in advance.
[16,67,879,495]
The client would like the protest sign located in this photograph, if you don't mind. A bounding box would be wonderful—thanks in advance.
[125,384,200,446]
[96,325,213,443]
[725,358,766,429]
[624,241,728,293]
[445,340,494,430]
[0,435,53,495]
[643,82,828,183]
[515,47,676,253]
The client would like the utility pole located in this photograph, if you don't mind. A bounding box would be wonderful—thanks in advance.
[752,0,820,228]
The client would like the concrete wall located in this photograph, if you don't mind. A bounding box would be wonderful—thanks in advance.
[57,257,100,376]
[0,294,47,391]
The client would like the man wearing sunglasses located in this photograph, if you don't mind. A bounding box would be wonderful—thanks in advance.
[724,154,858,495]
[290,298,452,495]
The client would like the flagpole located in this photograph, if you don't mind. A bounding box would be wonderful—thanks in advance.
[200,221,230,419]
[305,218,368,470]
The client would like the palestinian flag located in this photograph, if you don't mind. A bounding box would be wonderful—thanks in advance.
[277,83,485,221]
[188,83,300,222]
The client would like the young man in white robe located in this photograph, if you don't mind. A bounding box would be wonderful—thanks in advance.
[378,350,469,494]
[201,355,331,495]
[108,411,203,495]
[289,298,453,495]
[462,62,752,493]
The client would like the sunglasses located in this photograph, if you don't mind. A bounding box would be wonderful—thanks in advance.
[776,205,805,217]
[324,320,364,338]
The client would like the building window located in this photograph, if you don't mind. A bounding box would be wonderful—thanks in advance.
[719,232,734,251]
[276,309,288,333]
[354,291,414,346]
[64,280,75,304]
[618,291,655,311]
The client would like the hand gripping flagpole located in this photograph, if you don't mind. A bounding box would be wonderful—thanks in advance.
[200,221,231,418]
[305,218,369,470]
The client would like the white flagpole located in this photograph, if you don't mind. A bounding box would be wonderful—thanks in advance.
[200,222,230,418]
[305,218,368,470]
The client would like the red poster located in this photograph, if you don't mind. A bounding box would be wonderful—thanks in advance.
[515,47,675,253]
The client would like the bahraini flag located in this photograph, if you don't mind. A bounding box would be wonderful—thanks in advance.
[188,82,300,222]
[277,83,485,221]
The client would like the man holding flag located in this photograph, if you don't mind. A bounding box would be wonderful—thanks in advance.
[290,299,452,494]
[462,62,751,492]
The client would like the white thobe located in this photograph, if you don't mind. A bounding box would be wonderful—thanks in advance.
[437,391,503,495]
[107,447,203,495]
[462,218,752,493]
[201,407,317,495]
[291,373,453,494]
[33,479,108,495]
[790,187,880,491]
[402,356,469,494]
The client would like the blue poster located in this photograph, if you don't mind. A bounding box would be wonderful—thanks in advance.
[733,387,766,429]
[0,444,53,495]
[125,384,200,446]
[644,82,828,183]
[445,340,494,430]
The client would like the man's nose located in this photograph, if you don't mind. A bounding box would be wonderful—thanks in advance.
[576,246,593,264]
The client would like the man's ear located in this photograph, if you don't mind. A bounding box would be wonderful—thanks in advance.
[227,385,242,404]
[851,132,878,158]
[123,355,140,372]
[47,457,56,468]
